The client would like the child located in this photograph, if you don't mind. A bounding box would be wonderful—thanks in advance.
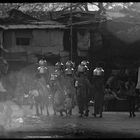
[64,94,73,116]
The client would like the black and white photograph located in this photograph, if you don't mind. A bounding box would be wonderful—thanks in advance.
[0,2,140,138]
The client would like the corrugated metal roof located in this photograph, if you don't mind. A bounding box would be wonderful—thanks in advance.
[66,19,105,26]
[29,20,63,25]
[0,9,65,29]
[60,11,97,16]
[0,24,65,29]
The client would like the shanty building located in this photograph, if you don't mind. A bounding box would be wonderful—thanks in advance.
[0,9,66,64]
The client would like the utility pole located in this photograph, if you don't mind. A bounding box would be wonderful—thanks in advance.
[70,3,73,61]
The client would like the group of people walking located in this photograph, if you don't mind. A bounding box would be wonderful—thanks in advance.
[35,58,105,118]
[0,55,138,120]
[20,57,139,119]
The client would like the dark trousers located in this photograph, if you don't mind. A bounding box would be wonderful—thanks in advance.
[77,97,89,115]
[128,96,136,116]
[94,100,103,115]
[94,93,104,116]
[78,101,84,115]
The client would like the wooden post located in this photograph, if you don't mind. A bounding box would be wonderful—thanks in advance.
[70,3,73,61]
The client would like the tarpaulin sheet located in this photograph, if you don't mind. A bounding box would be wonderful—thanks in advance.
[77,30,90,50]
[136,67,140,89]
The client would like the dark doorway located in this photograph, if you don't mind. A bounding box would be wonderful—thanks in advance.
[63,29,77,61]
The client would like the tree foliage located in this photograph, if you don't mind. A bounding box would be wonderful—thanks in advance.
[0,2,140,18]
[0,3,24,16]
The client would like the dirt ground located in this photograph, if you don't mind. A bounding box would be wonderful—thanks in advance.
[0,62,140,138]
[1,105,140,138]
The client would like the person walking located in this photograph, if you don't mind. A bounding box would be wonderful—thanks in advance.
[75,64,92,117]
[125,78,136,117]
[92,65,105,118]
[64,62,76,116]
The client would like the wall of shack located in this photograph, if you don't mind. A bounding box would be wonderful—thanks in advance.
[3,29,64,55]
